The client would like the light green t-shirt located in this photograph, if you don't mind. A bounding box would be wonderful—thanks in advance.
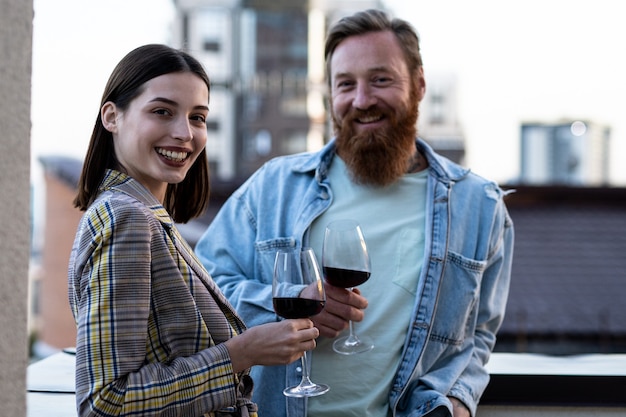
[308,157,427,417]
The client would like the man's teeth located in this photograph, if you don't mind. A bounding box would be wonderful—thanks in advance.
[358,115,381,123]
[157,148,188,162]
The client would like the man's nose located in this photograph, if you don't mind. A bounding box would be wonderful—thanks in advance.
[352,83,377,110]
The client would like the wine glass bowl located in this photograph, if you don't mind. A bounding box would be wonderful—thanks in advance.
[322,219,374,355]
[272,247,329,397]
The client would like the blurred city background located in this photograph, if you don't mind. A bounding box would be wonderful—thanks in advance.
[28,0,626,361]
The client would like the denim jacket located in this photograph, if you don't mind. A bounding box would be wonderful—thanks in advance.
[195,138,514,417]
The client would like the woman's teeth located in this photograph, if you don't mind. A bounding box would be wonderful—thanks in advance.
[157,148,188,162]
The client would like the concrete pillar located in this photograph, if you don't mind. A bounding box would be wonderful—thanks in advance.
[0,0,33,415]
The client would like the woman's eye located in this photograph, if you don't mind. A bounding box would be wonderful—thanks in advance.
[191,115,207,124]
[154,108,171,116]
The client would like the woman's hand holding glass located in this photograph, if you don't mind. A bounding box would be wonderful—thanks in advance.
[225,319,319,373]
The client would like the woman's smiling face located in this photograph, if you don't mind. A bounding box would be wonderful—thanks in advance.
[101,71,209,201]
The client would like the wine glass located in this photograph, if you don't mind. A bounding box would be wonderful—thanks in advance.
[322,219,374,355]
[272,247,329,397]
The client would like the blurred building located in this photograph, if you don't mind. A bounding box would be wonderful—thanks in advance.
[170,0,385,181]
[169,0,469,181]
[520,120,611,186]
[30,156,84,357]
[418,72,466,165]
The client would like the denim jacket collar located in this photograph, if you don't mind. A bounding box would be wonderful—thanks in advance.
[293,138,471,185]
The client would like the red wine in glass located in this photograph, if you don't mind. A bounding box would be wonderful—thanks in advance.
[323,267,370,288]
[273,298,325,319]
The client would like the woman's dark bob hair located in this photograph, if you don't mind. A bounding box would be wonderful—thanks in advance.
[73,44,211,223]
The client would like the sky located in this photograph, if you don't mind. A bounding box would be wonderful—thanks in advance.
[30,0,174,176]
[386,0,626,185]
[31,0,626,186]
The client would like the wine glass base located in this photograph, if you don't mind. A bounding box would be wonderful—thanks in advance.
[332,335,374,355]
[283,383,330,398]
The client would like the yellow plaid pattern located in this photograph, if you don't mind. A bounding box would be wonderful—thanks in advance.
[69,170,258,416]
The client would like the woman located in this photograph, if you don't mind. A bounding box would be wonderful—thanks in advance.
[69,44,318,416]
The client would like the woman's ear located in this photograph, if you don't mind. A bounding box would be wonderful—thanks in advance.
[101,101,118,133]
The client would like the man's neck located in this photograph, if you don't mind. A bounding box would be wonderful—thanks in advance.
[406,148,428,173]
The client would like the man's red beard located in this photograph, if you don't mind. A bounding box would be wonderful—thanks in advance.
[333,94,419,187]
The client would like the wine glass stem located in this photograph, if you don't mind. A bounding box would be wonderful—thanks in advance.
[345,320,361,345]
[345,287,361,345]
[299,350,315,387]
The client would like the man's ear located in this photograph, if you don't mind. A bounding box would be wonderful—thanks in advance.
[416,67,426,102]
[101,102,118,133]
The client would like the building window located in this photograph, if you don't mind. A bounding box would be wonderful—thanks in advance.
[206,120,220,131]
[203,40,220,52]
[429,93,445,125]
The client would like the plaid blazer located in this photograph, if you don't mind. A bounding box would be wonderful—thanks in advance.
[68,170,257,417]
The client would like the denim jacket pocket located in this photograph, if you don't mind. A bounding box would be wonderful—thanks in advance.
[429,251,486,346]
[255,237,297,284]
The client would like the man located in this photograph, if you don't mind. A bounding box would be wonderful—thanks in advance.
[195,9,514,417]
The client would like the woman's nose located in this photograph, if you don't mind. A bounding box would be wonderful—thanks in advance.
[173,117,193,141]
